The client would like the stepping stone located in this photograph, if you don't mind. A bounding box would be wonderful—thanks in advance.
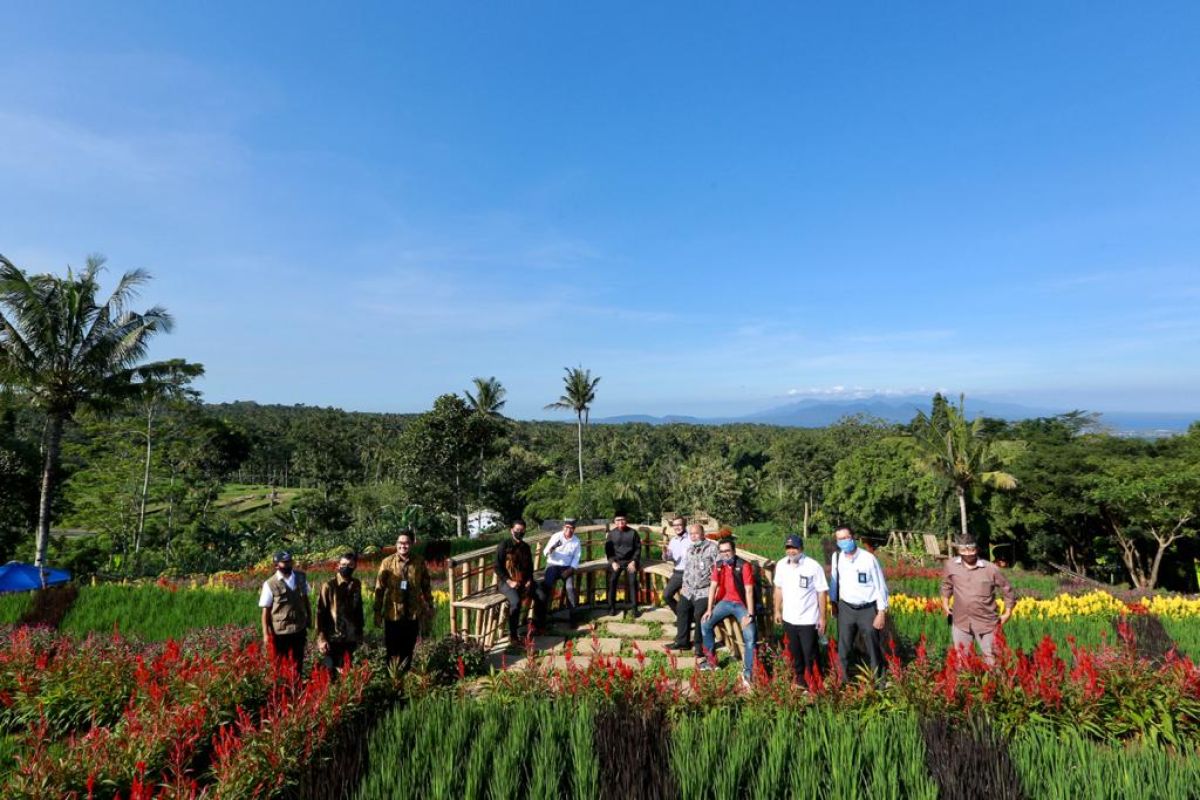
[640,608,676,623]
[607,622,651,638]
[577,637,623,654]
[632,639,678,654]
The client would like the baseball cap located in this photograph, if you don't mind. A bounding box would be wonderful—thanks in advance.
[784,535,804,549]
[273,550,293,563]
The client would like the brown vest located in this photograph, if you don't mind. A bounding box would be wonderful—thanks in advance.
[268,571,310,635]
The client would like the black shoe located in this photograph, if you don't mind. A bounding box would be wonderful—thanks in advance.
[607,605,617,616]
[632,608,641,619]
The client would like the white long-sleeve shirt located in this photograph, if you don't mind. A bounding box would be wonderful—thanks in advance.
[542,531,581,569]
[830,547,889,611]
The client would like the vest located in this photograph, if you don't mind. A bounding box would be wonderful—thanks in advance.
[268,571,310,635]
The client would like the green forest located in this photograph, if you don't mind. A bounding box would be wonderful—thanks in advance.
[2,258,1199,591]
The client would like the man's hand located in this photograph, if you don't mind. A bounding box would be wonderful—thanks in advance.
[611,562,620,572]
[625,562,636,574]
[563,567,575,579]
[701,610,712,623]
[506,579,520,589]
[817,617,826,636]
[741,614,754,629]
[318,640,329,655]
[373,614,383,629]
[262,633,271,649]
[872,611,886,631]
[773,610,782,625]
[999,611,1012,626]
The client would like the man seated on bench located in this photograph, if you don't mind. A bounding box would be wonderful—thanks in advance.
[539,518,581,625]
[495,519,546,648]
[605,514,641,618]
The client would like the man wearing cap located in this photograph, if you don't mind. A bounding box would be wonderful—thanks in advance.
[941,535,1016,663]
[829,526,889,681]
[772,535,828,685]
[539,519,581,625]
[374,530,434,667]
[662,516,689,613]
[258,551,312,677]
[316,551,364,678]
[605,514,642,618]
[672,522,718,654]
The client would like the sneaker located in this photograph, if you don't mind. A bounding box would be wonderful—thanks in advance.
[697,659,715,672]
[740,674,752,689]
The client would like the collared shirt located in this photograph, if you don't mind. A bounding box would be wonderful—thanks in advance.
[605,527,641,563]
[543,532,582,569]
[830,548,889,611]
[773,554,829,626]
[711,559,754,607]
[258,570,304,608]
[374,554,433,622]
[665,534,689,572]
[941,556,1016,634]
[682,539,718,599]
[317,574,364,645]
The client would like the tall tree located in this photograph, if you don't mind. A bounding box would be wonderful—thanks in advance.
[0,255,177,567]
[544,366,600,490]
[909,394,1018,545]
[464,376,507,524]
[394,394,479,537]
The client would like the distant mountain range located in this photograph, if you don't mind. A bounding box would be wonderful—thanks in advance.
[595,394,1198,435]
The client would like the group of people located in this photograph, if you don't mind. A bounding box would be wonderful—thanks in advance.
[257,529,435,678]
[257,514,1017,686]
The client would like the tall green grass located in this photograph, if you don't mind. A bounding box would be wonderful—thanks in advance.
[1158,617,1200,660]
[1011,726,1200,799]
[0,592,33,625]
[669,706,936,800]
[355,695,597,800]
[888,609,1116,662]
[60,584,260,638]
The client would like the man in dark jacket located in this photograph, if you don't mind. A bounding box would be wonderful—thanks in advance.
[605,514,642,617]
[495,519,546,647]
[317,552,365,678]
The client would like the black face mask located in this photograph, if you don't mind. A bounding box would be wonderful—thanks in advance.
[338,566,355,579]
[278,564,293,576]
[512,530,525,541]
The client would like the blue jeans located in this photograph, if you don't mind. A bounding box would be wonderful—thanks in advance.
[700,600,756,679]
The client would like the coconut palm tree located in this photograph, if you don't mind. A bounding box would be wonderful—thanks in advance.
[545,366,600,488]
[0,254,177,567]
[464,376,506,528]
[909,394,1018,546]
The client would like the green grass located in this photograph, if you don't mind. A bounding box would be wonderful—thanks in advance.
[1158,617,1200,660]
[0,592,33,625]
[886,609,1117,661]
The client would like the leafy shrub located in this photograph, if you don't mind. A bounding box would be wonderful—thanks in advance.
[410,635,488,685]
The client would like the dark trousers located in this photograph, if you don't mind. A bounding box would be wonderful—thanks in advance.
[782,621,819,683]
[270,632,307,676]
[499,582,546,639]
[539,566,576,626]
[384,618,420,667]
[663,571,683,612]
[606,560,639,612]
[837,601,884,679]
[323,642,358,678]
[674,593,708,653]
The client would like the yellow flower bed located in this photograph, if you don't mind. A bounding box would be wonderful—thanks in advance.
[1141,594,1200,620]
[888,590,1135,619]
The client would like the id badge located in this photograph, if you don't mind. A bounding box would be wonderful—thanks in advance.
[400,580,409,591]
[857,571,869,584]
[798,575,811,589]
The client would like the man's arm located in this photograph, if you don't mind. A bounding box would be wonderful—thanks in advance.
[632,531,642,563]
[773,585,783,625]
[316,583,332,652]
[261,607,273,644]
[741,563,754,613]
[816,591,828,634]
[872,556,888,631]
[373,562,388,626]
[495,541,512,582]
[702,572,718,621]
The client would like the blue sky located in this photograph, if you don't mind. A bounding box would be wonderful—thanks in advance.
[2,2,1198,418]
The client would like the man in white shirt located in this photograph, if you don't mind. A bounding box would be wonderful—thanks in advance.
[662,516,689,612]
[772,534,828,685]
[539,518,582,625]
[258,550,312,679]
[829,526,889,681]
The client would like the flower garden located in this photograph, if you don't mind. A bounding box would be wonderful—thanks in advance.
[2,554,1200,799]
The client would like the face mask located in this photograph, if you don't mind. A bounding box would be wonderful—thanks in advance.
[836,539,856,554]
[278,564,293,576]
[788,553,801,564]
[720,554,734,564]
[338,566,355,578]
[512,530,525,541]
[962,553,979,566]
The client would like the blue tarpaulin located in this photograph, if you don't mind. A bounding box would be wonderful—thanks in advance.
[0,562,71,593]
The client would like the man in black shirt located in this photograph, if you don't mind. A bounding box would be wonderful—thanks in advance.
[495,519,545,647]
[605,514,642,618]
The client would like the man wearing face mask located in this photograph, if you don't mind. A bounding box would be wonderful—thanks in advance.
[605,514,642,618]
[258,551,312,677]
[772,535,828,685]
[829,526,889,681]
[316,552,364,678]
[495,519,545,648]
[941,534,1016,663]
[672,522,718,655]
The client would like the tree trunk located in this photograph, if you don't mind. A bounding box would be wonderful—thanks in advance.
[34,413,65,570]
[135,404,156,558]
[576,414,584,487]
[802,499,810,537]
[455,465,464,537]
[954,485,968,552]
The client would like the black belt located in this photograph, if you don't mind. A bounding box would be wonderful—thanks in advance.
[839,600,876,610]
